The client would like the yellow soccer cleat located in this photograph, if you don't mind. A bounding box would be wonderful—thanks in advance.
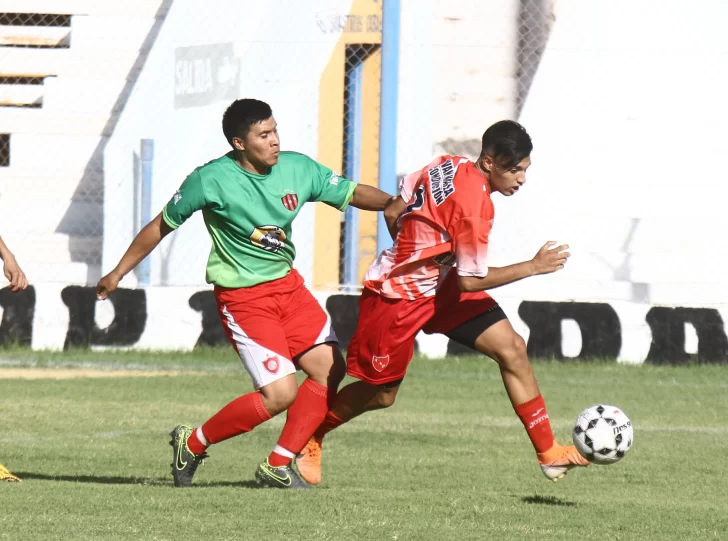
[537,440,590,482]
[0,463,21,483]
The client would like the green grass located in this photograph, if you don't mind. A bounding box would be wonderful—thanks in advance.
[1,349,727,540]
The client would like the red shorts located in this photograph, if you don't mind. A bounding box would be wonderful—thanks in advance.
[346,271,498,385]
[215,269,337,389]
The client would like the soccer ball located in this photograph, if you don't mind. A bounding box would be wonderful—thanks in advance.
[572,404,633,465]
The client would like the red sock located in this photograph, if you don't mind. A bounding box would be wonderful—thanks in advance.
[313,411,346,439]
[268,379,328,467]
[513,394,555,453]
[195,392,272,450]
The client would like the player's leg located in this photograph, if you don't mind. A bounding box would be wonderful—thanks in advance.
[260,276,346,473]
[170,284,300,488]
[297,289,428,484]
[444,309,589,482]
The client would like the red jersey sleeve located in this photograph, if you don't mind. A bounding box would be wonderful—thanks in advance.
[448,216,492,277]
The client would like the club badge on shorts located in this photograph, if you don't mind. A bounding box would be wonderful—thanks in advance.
[372,355,390,373]
[263,355,280,374]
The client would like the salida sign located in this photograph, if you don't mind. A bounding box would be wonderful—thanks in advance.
[174,43,240,108]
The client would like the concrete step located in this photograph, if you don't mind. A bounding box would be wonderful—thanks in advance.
[0,198,102,237]
[0,25,70,47]
[1,261,101,286]
[42,76,128,115]
[0,84,43,107]
[0,170,102,200]
[70,14,157,49]
[0,106,113,135]
[0,0,165,17]
[0,47,143,79]
[0,232,101,265]
[8,132,107,170]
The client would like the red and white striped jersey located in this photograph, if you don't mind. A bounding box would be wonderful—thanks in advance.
[364,155,495,300]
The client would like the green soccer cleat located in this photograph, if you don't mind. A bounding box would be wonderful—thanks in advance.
[169,425,207,487]
[255,458,311,489]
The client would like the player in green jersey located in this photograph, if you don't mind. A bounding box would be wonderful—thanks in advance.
[96,99,392,488]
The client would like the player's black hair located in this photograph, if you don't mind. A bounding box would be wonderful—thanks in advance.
[222,98,273,148]
[480,120,533,169]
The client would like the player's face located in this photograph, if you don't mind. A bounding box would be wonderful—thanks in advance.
[483,156,531,196]
[235,117,280,171]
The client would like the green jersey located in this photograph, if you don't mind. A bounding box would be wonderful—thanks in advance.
[162,151,356,288]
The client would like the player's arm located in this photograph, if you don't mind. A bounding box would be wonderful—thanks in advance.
[349,184,394,212]
[458,241,570,292]
[96,170,206,300]
[96,213,174,300]
[0,236,28,292]
[383,196,406,240]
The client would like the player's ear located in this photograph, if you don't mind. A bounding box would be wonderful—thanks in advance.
[481,155,494,173]
[232,136,246,152]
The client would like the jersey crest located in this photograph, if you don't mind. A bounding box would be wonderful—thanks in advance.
[281,193,299,211]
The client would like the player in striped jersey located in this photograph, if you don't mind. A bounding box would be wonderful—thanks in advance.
[297,121,590,484]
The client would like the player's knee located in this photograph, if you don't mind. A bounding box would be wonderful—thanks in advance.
[374,386,399,409]
[259,379,298,415]
[497,334,529,368]
[264,389,297,416]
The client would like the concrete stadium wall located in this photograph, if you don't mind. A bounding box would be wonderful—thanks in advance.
[2,284,726,364]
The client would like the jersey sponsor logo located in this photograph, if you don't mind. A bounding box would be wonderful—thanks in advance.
[428,159,456,206]
[262,355,280,374]
[281,193,299,211]
[249,225,286,253]
[329,172,340,186]
[372,354,390,373]
[173,190,182,205]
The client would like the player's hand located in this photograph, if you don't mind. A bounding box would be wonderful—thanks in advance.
[96,271,121,300]
[531,241,570,275]
[3,256,28,292]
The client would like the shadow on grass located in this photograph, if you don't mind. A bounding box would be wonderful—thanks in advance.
[521,495,577,507]
[13,472,261,488]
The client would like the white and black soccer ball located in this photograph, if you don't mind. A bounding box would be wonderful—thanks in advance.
[572,404,633,465]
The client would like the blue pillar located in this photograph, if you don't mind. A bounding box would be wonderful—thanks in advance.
[139,139,154,286]
[377,0,401,253]
[343,62,364,290]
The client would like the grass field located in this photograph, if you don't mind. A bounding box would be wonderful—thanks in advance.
[1,347,726,541]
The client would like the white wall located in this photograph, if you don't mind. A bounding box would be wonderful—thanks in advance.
[487,0,728,306]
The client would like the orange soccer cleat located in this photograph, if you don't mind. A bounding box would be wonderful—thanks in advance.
[537,440,590,482]
[296,436,323,485]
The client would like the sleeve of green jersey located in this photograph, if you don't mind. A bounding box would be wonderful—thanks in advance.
[162,170,207,229]
[309,159,357,212]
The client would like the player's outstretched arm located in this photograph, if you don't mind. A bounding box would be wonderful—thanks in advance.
[0,236,28,292]
[349,184,394,212]
[96,213,173,300]
[458,241,569,292]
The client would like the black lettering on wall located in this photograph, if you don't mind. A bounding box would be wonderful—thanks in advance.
[189,291,227,348]
[0,286,35,346]
[646,307,728,364]
[61,286,146,349]
[518,301,621,360]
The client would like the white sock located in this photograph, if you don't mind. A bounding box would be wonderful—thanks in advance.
[196,427,209,447]
[272,444,296,459]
